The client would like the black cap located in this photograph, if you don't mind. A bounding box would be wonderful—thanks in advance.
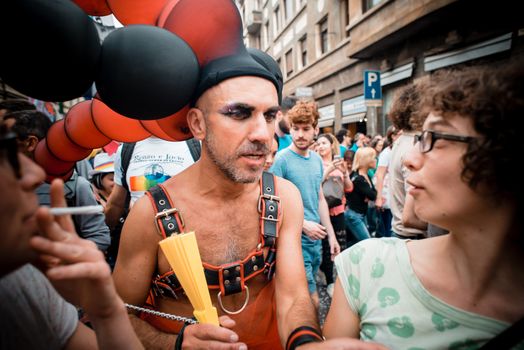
[192,53,281,105]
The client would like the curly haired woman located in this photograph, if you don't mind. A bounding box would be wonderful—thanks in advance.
[324,62,524,348]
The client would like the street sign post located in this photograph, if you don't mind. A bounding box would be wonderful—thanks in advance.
[363,70,382,136]
[363,70,382,105]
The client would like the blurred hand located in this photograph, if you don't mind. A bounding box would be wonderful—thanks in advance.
[30,179,121,320]
[303,220,328,240]
[329,235,341,260]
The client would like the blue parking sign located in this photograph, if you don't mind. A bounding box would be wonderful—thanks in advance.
[364,70,382,101]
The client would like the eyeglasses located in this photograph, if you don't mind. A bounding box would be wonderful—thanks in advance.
[414,130,476,153]
[0,132,21,178]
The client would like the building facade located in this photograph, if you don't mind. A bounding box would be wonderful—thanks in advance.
[237,0,524,136]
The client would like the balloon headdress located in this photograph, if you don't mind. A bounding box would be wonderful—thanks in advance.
[0,0,282,181]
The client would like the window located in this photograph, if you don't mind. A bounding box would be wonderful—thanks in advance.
[274,6,281,33]
[363,0,382,13]
[285,49,294,76]
[319,17,328,54]
[299,35,307,67]
[284,0,293,20]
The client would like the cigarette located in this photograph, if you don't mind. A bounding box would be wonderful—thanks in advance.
[49,205,104,216]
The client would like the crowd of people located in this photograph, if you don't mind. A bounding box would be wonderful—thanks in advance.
[1,50,522,350]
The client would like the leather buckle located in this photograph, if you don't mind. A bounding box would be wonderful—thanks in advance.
[257,193,280,213]
[154,208,184,236]
[155,208,185,226]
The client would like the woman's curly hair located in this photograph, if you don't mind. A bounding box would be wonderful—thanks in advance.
[422,62,523,201]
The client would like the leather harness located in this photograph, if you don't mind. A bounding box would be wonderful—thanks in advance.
[146,171,280,309]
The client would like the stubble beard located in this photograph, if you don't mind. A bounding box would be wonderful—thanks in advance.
[204,129,263,184]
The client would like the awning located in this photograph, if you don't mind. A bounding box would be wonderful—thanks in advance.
[342,112,366,124]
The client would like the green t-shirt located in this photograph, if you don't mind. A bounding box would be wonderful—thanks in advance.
[335,238,522,350]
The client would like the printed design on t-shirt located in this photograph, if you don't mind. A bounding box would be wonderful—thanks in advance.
[361,323,377,340]
[432,312,460,332]
[371,257,385,278]
[448,339,480,350]
[349,245,365,264]
[378,287,400,308]
[359,303,368,317]
[129,163,171,191]
[387,316,415,338]
[348,274,360,299]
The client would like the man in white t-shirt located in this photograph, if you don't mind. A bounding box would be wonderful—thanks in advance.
[105,136,199,229]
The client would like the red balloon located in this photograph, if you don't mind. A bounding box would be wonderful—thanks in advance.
[45,168,74,184]
[140,120,177,141]
[156,0,180,27]
[72,0,112,16]
[107,0,169,25]
[34,139,75,175]
[156,106,192,141]
[46,120,92,162]
[91,98,151,142]
[162,0,243,65]
[64,100,111,149]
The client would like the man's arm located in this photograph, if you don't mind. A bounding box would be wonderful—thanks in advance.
[104,183,128,230]
[318,185,341,259]
[374,166,387,209]
[111,195,178,349]
[274,178,320,346]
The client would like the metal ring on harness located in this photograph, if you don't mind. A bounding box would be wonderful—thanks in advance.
[217,286,250,315]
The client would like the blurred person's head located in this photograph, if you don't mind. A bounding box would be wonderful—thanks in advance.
[0,99,36,119]
[0,121,46,276]
[275,95,298,134]
[343,149,355,171]
[264,137,278,171]
[317,133,338,160]
[89,152,115,197]
[371,135,384,154]
[288,101,320,152]
[336,128,351,147]
[352,147,377,173]
[3,110,52,158]
[385,125,400,148]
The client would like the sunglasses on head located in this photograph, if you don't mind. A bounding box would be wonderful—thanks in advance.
[0,132,21,178]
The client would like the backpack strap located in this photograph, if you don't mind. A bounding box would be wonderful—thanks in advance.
[120,142,136,193]
[146,184,184,238]
[185,138,201,162]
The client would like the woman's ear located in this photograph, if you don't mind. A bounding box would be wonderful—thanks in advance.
[187,107,206,141]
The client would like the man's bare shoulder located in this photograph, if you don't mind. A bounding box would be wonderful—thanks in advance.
[274,175,300,198]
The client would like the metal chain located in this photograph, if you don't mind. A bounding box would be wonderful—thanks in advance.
[125,303,197,325]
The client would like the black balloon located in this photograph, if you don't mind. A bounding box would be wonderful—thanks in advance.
[96,25,199,120]
[0,0,101,102]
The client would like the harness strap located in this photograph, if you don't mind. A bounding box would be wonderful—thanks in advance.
[259,171,280,247]
[148,172,279,299]
[147,184,184,238]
